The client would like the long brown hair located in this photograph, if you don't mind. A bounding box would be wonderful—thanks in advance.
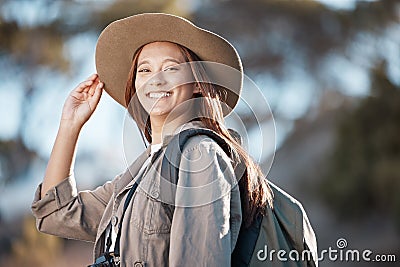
[125,42,273,227]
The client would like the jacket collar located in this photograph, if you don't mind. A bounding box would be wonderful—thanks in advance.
[117,121,205,191]
[160,120,205,148]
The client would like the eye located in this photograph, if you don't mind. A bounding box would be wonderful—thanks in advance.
[138,68,150,73]
[164,66,179,72]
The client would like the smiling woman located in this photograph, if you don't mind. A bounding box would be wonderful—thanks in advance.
[135,42,199,122]
[127,42,206,145]
[31,13,273,267]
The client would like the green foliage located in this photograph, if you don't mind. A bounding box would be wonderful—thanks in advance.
[320,62,400,227]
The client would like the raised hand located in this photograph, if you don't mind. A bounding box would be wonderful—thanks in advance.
[41,74,103,197]
[61,74,103,128]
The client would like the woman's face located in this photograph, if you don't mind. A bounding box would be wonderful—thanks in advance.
[135,42,199,119]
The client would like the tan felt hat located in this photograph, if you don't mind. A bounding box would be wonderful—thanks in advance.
[95,13,243,116]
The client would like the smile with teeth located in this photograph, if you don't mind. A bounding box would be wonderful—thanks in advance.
[147,91,172,99]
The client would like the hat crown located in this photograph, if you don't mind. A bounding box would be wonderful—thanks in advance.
[95,13,243,116]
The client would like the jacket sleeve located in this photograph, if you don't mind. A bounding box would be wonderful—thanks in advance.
[169,137,241,267]
[31,174,114,242]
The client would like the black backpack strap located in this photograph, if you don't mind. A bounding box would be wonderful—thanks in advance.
[166,128,232,162]
[231,214,263,266]
[160,128,233,204]
[161,128,265,266]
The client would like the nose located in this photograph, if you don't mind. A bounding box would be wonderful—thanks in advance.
[149,72,166,86]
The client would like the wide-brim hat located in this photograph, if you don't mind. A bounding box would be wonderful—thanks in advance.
[95,13,243,116]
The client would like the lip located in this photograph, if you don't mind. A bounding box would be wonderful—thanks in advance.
[146,91,173,99]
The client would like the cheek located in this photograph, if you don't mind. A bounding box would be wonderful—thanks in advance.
[135,78,149,103]
[135,77,143,92]
[167,69,194,88]
[134,79,147,107]
[175,85,195,101]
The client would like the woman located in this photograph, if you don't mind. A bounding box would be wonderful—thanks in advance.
[32,13,273,266]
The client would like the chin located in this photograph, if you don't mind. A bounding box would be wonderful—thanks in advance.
[149,109,171,117]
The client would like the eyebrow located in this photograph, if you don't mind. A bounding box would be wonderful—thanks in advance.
[137,57,182,67]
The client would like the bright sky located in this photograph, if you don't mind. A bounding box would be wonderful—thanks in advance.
[315,0,378,10]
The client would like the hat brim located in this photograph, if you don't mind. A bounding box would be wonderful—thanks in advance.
[95,13,243,116]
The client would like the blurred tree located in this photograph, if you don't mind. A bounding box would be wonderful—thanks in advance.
[0,0,191,185]
[193,0,400,130]
[320,61,400,228]
[194,0,399,75]
[0,138,36,184]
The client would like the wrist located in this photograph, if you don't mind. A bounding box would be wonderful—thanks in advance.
[59,120,83,136]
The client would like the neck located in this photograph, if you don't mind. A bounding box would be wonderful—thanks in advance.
[149,109,197,145]
[149,116,166,145]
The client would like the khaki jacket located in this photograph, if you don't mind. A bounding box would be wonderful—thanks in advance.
[31,122,242,267]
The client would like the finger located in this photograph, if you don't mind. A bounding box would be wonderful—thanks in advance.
[84,78,101,94]
[88,78,100,95]
[88,82,103,110]
[85,73,98,82]
[75,80,94,93]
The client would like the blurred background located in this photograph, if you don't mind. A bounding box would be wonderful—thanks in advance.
[0,0,399,266]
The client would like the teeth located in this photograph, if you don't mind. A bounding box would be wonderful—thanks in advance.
[148,92,171,98]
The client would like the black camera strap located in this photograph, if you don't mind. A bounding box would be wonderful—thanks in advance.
[104,181,137,254]
[106,148,163,258]
[113,179,139,257]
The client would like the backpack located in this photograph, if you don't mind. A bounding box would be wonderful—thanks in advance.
[160,128,318,267]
